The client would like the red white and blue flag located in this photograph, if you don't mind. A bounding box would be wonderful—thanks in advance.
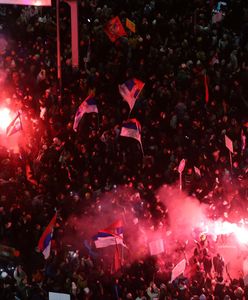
[6,112,22,137]
[120,118,142,144]
[38,213,57,259]
[118,78,145,111]
[93,220,126,248]
[73,95,98,132]
[0,0,51,6]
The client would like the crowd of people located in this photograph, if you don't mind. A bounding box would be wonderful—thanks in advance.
[0,0,247,299]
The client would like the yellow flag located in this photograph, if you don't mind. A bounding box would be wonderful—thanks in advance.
[126,18,136,33]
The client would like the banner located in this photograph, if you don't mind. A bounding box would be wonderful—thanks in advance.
[0,0,51,5]
[49,292,70,300]
[149,239,164,256]
[171,259,186,282]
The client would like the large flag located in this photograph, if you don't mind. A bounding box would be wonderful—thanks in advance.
[118,78,145,111]
[0,0,51,6]
[6,112,22,136]
[73,95,98,132]
[93,220,126,249]
[104,16,127,43]
[120,118,142,144]
[38,213,57,259]
[204,74,209,103]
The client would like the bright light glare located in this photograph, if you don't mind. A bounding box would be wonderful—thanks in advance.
[0,108,11,131]
[201,219,248,245]
[234,227,248,244]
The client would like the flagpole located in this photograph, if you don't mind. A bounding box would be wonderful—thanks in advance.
[56,0,62,99]
[229,151,233,173]
[179,172,182,191]
[140,142,144,157]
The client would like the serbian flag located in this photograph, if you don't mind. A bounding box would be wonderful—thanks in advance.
[38,213,57,259]
[93,220,126,249]
[73,95,98,132]
[120,118,142,144]
[104,16,127,43]
[118,78,145,111]
[204,74,209,103]
[6,112,22,136]
[0,0,51,6]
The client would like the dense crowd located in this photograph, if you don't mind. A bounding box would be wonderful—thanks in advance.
[0,0,247,299]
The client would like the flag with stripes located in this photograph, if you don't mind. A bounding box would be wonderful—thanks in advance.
[38,213,57,259]
[0,0,51,6]
[73,95,98,132]
[120,118,142,144]
[118,78,145,111]
[93,220,126,249]
[6,112,22,136]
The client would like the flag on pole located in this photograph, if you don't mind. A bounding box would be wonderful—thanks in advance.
[194,166,201,177]
[0,0,51,6]
[204,74,209,103]
[6,112,22,136]
[73,95,98,132]
[120,118,142,144]
[104,16,127,43]
[38,213,57,259]
[126,18,136,33]
[178,159,186,173]
[118,78,145,111]
[225,135,233,153]
[93,220,126,249]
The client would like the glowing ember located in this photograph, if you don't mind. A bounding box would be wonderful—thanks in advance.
[0,108,11,131]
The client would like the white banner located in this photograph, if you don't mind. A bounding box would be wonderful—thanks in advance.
[0,0,51,6]
[171,259,186,282]
[149,239,164,256]
[49,292,70,300]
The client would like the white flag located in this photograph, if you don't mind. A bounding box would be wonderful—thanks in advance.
[178,159,186,173]
[225,135,233,153]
